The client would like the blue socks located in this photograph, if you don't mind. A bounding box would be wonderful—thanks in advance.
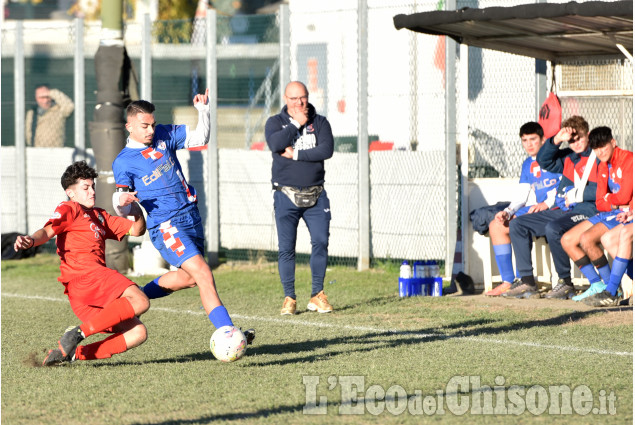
[141,278,170,299]
[143,278,235,329]
[493,243,515,283]
[579,263,602,285]
[592,256,612,287]
[209,306,234,329]
[575,256,602,285]
[605,257,630,296]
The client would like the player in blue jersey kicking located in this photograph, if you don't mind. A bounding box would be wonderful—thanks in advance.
[112,90,253,344]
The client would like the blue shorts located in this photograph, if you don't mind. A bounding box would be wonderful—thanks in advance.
[149,207,205,268]
[588,210,624,230]
[515,205,530,217]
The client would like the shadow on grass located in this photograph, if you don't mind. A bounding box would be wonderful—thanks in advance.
[65,306,631,369]
[243,306,633,367]
[294,295,394,314]
[84,351,214,367]
[129,403,307,425]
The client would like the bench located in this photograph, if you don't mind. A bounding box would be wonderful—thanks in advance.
[468,178,585,293]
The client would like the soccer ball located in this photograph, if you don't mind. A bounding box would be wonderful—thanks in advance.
[210,326,247,362]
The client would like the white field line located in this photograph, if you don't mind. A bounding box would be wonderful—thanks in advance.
[3,292,632,357]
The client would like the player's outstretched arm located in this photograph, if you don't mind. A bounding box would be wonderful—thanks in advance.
[127,202,146,237]
[185,88,211,149]
[112,189,140,217]
[14,225,55,252]
[193,88,209,106]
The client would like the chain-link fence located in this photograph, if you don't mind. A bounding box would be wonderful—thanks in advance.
[2,0,632,273]
[2,22,78,148]
[458,0,633,178]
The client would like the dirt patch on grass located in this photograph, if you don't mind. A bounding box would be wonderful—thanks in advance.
[445,294,633,327]
[561,308,633,327]
[216,260,277,272]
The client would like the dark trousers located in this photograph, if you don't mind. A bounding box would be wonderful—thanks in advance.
[509,209,589,280]
[274,189,331,299]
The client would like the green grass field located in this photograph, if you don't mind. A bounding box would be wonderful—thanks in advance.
[2,253,633,424]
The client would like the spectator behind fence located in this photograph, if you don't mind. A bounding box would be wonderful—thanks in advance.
[560,126,633,303]
[265,81,334,316]
[505,116,599,300]
[472,122,562,297]
[26,84,74,148]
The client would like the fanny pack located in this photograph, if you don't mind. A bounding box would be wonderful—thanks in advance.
[275,185,323,208]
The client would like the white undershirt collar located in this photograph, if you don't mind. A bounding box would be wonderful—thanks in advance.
[126,137,149,149]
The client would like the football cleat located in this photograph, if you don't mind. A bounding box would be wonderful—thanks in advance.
[544,280,575,300]
[583,290,620,307]
[485,281,512,297]
[243,328,256,345]
[42,349,72,366]
[502,283,538,298]
[572,282,606,302]
[58,325,84,359]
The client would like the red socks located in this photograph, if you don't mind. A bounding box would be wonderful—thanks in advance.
[79,298,135,337]
[75,333,127,360]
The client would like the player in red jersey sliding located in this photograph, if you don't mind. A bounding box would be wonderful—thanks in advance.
[13,161,149,366]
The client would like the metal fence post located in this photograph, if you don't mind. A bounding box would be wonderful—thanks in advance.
[141,13,152,102]
[445,0,458,277]
[279,4,290,108]
[535,0,547,119]
[357,0,370,271]
[459,44,469,274]
[206,8,220,267]
[74,18,85,158]
[14,21,27,234]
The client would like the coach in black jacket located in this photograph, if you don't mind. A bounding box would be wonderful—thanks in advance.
[265,81,334,316]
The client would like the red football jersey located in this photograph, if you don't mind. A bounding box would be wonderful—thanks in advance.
[595,147,633,212]
[45,201,133,284]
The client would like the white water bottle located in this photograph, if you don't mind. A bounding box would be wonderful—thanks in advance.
[431,260,439,277]
[400,261,411,279]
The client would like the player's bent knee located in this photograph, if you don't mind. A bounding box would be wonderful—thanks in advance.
[561,231,575,250]
[544,222,561,243]
[125,323,148,349]
[129,292,150,316]
[578,232,592,250]
[181,275,197,289]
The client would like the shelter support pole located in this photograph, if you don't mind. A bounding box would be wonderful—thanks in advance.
[357,0,370,271]
[444,0,457,277]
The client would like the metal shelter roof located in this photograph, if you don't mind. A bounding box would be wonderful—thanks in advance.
[393,1,633,62]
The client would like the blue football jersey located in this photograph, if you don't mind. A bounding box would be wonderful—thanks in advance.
[112,124,197,229]
[607,163,621,194]
[519,157,561,204]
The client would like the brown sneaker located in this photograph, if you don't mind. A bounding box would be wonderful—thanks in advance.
[485,281,512,297]
[502,282,538,299]
[280,296,297,315]
[307,290,333,313]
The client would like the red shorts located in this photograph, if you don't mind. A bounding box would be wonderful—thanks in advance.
[65,267,137,324]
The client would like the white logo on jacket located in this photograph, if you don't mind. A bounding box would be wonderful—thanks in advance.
[293,130,317,151]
